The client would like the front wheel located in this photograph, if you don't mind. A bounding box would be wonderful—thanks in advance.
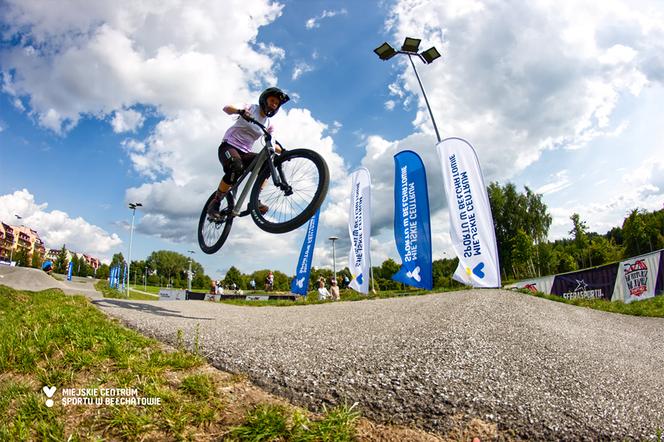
[198,191,234,254]
[249,149,329,234]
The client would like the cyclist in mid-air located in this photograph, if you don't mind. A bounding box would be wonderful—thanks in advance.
[207,87,290,219]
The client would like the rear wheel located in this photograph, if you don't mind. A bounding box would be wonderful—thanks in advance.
[249,149,329,234]
[198,191,234,254]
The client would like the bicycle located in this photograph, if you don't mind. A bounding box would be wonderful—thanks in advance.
[198,113,330,254]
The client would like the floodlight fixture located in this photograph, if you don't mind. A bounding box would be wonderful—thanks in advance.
[129,202,142,210]
[373,36,443,142]
[421,46,441,64]
[373,42,397,60]
[401,37,421,53]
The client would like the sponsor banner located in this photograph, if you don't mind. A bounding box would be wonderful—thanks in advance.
[246,295,270,301]
[158,289,186,301]
[505,275,555,294]
[657,250,664,296]
[551,263,619,300]
[348,168,372,294]
[437,138,501,288]
[612,250,662,303]
[392,150,433,289]
[67,262,73,281]
[290,210,320,296]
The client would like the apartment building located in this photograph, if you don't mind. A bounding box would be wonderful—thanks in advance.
[0,222,46,264]
[44,248,101,271]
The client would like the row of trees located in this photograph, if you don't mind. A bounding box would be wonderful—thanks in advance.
[488,182,664,280]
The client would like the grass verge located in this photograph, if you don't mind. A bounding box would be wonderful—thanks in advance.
[95,280,158,301]
[0,285,364,441]
[522,289,664,317]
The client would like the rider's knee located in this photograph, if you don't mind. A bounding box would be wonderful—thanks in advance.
[224,157,244,184]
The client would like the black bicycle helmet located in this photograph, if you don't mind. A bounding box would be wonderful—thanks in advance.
[259,87,290,117]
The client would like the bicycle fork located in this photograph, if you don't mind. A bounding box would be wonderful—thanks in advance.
[266,153,293,196]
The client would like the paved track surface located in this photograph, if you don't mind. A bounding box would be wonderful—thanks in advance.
[2,266,663,440]
[0,265,100,298]
[92,290,664,440]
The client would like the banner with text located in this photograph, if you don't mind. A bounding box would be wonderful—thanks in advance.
[290,210,320,296]
[348,168,372,294]
[392,150,433,289]
[504,275,555,294]
[550,263,619,301]
[437,138,501,288]
[611,250,662,303]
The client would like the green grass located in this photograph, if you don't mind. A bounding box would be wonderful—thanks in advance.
[524,289,664,317]
[229,402,360,442]
[94,280,158,300]
[0,284,363,440]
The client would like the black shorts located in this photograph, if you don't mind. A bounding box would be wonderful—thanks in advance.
[218,142,257,185]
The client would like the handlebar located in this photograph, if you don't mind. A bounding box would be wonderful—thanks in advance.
[237,109,284,151]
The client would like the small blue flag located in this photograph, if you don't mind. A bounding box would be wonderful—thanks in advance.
[290,210,320,296]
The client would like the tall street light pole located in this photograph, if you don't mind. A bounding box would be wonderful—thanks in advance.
[187,250,195,291]
[374,37,442,142]
[328,236,338,282]
[127,202,142,296]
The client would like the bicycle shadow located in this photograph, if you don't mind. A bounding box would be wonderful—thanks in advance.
[92,298,214,321]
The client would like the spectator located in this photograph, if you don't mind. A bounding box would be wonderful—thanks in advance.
[317,278,330,301]
[249,279,256,290]
[265,271,274,291]
[330,278,340,301]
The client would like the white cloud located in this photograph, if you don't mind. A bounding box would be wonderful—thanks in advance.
[385,0,664,183]
[535,170,572,195]
[0,189,122,258]
[305,8,347,29]
[384,100,396,111]
[0,0,283,133]
[291,62,314,80]
[111,108,145,133]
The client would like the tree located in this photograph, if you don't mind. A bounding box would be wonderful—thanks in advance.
[31,250,43,269]
[569,213,590,267]
[13,248,29,267]
[224,266,243,288]
[432,257,460,288]
[622,208,664,256]
[511,229,534,278]
[55,245,69,274]
[110,253,125,269]
[97,264,110,280]
[488,182,552,279]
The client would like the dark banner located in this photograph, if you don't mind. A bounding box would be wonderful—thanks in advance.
[656,250,664,296]
[551,263,620,300]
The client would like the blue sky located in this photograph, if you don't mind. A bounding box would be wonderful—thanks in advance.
[1,0,663,279]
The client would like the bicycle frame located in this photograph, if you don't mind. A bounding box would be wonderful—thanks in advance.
[226,114,292,217]
[229,147,269,217]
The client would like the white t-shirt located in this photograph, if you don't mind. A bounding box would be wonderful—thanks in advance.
[223,104,269,153]
[318,287,330,300]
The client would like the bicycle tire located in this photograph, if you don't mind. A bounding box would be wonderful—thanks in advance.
[249,149,329,234]
[198,191,234,254]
